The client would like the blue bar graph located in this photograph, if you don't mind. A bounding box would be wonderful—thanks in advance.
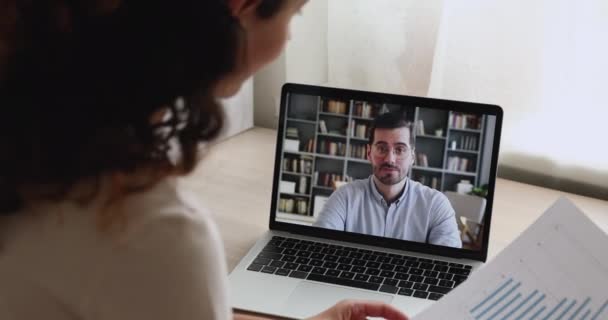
[591,300,607,320]
[515,293,546,320]
[541,298,567,320]
[529,306,547,320]
[469,279,606,320]
[471,278,514,314]
[502,290,538,320]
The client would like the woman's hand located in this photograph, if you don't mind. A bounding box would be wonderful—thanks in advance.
[307,300,409,320]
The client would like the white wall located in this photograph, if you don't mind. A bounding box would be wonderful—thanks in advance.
[428,0,608,190]
[327,0,443,96]
[219,78,254,139]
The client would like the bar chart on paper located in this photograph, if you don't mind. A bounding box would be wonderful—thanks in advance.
[414,198,608,320]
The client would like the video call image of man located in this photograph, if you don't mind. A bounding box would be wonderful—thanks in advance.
[314,112,462,248]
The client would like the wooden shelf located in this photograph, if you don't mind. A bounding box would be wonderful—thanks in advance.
[449,127,482,133]
[347,157,369,164]
[318,133,347,139]
[279,192,310,198]
[286,118,317,125]
[416,134,446,141]
[276,212,316,224]
[447,148,479,155]
[412,166,444,174]
[319,112,349,118]
[282,171,312,177]
[444,170,476,177]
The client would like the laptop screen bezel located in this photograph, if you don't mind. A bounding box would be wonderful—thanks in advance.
[269,83,503,262]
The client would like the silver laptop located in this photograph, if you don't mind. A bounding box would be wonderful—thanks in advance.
[228,83,503,319]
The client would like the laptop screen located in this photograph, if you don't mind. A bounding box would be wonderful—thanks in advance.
[271,84,502,258]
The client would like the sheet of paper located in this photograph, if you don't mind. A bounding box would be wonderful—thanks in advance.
[414,197,608,320]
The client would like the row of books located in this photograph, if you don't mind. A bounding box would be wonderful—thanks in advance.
[324,100,348,115]
[350,144,368,159]
[283,157,313,174]
[446,156,474,172]
[353,102,380,119]
[416,175,440,190]
[416,119,426,135]
[449,113,481,130]
[451,135,479,151]
[314,172,353,188]
[318,140,347,156]
[350,120,370,139]
[278,197,308,215]
[416,153,429,167]
[318,120,347,136]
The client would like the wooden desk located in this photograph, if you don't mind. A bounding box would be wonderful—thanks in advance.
[182,128,608,271]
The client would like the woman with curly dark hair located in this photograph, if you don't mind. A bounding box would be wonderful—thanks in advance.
[0,1,408,319]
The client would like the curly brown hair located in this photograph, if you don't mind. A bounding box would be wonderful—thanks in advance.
[0,0,285,218]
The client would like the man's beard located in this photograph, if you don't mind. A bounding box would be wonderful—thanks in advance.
[373,163,407,185]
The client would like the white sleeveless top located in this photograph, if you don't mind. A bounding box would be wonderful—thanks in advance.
[0,177,231,320]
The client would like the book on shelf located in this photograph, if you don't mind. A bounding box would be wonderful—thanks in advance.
[431,177,439,189]
[283,156,313,174]
[314,172,353,188]
[447,156,472,172]
[325,100,348,115]
[303,138,315,153]
[416,119,426,135]
[449,113,482,130]
[416,153,429,167]
[353,101,378,119]
[318,140,346,156]
[319,120,328,134]
[286,127,299,139]
[349,144,368,160]
[278,197,309,215]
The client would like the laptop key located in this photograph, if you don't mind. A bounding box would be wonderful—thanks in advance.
[280,242,295,249]
[326,269,341,277]
[323,262,338,269]
[438,272,453,280]
[352,259,367,267]
[281,255,296,263]
[337,264,352,271]
[275,268,290,276]
[464,265,473,270]
[338,257,353,264]
[324,255,339,262]
[365,268,381,276]
[369,276,385,284]
[377,256,392,263]
[295,257,310,265]
[434,265,448,272]
[428,285,451,294]
[380,264,395,271]
[289,271,308,279]
[398,288,414,296]
[311,253,325,259]
[349,252,363,259]
[428,293,444,301]
[310,259,324,267]
[298,265,312,272]
[307,273,380,291]
[394,266,409,273]
[384,278,399,286]
[423,278,439,286]
[351,266,366,273]
[405,261,420,268]
[448,267,470,276]
[253,257,271,265]
[296,251,311,258]
[261,266,277,274]
[424,270,438,278]
[284,263,299,270]
[269,260,285,268]
[283,249,298,256]
[409,275,424,283]
[354,274,370,282]
[258,252,282,260]
[413,291,429,299]
[409,268,424,276]
[247,263,264,272]
[391,258,405,266]
[420,263,434,270]
[438,280,455,288]
[394,273,409,280]
[398,281,413,289]
[380,271,395,278]
[262,245,284,254]
[379,285,399,294]
[413,283,429,291]
[339,272,355,280]
[311,267,327,275]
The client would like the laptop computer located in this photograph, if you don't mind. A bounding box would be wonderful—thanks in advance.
[228,83,503,319]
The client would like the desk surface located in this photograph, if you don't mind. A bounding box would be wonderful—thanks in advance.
[183,128,608,271]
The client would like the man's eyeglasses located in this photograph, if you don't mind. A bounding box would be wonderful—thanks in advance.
[371,143,411,159]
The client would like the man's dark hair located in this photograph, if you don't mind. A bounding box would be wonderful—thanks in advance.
[368,111,415,146]
[0,0,287,215]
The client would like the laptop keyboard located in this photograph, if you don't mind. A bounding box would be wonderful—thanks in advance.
[246,236,472,301]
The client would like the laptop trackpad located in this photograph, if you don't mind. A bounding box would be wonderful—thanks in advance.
[280,281,393,319]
